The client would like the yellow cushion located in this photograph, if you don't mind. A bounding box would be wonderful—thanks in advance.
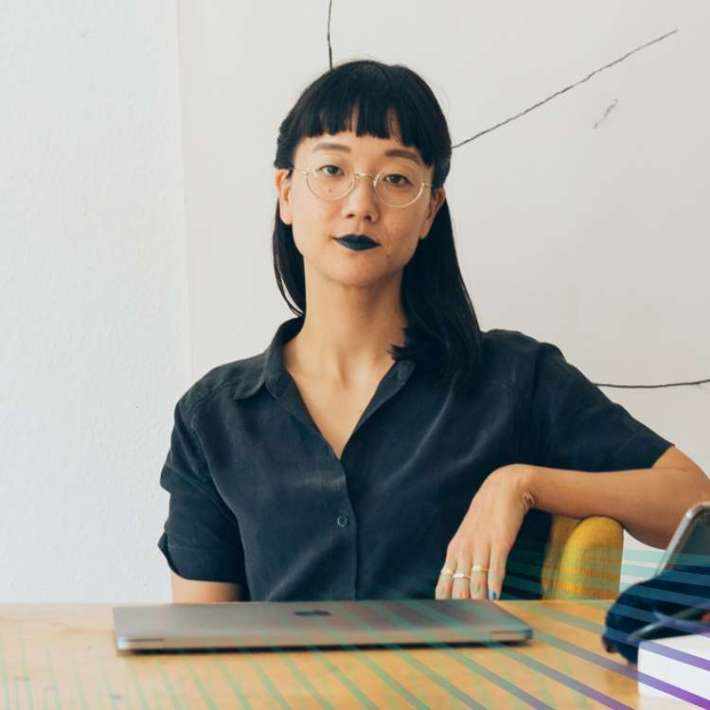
[541,515,623,599]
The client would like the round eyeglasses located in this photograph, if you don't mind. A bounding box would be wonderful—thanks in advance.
[291,163,432,208]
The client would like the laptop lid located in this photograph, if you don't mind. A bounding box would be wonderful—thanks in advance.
[113,598,533,652]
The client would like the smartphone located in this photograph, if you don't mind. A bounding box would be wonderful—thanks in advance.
[655,501,710,573]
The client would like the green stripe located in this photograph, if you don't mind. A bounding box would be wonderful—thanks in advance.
[0,638,10,710]
[502,649,632,709]
[213,657,251,710]
[480,589,592,710]
[125,662,150,710]
[256,623,377,707]
[306,602,486,708]
[97,653,120,709]
[502,568,706,612]
[14,672,20,710]
[70,654,88,710]
[44,648,61,710]
[339,602,491,709]
[331,644,428,710]
[506,557,689,593]
[300,611,429,708]
[401,599,618,709]
[366,597,551,709]
[301,647,377,709]
[507,559,621,595]
[470,584,684,703]
[238,648,290,709]
[486,600,649,698]
[237,623,379,708]
[272,646,334,710]
[621,549,664,564]
[155,659,186,710]
[20,628,34,710]
[184,658,219,709]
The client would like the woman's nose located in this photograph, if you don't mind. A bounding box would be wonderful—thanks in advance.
[344,173,379,212]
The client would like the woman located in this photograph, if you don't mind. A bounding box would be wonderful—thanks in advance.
[158,60,709,604]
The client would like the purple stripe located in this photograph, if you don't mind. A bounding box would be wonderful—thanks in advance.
[633,632,710,673]
[599,622,710,673]
[533,629,710,708]
[405,599,631,708]
[502,597,710,706]
[507,652,632,710]
[352,601,550,709]
[542,600,710,674]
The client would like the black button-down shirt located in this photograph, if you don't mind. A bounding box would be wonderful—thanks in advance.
[158,316,673,601]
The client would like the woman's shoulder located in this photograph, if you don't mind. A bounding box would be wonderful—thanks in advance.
[478,327,584,398]
[175,351,268,422]
[474,327,569,390]
[479,327,549,363]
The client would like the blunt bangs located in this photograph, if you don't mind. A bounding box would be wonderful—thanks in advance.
[276,61,451,188]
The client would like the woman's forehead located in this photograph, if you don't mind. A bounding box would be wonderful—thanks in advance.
[296,130,423,164]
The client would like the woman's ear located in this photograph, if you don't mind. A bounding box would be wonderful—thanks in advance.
[419,187,446,239]
[274,169,293,225]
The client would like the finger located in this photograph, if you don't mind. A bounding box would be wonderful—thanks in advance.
[451,551,473,600]
[487,548,508,601]
[434,551,470,599]
[435,556,456,599]
[469,549,490,600]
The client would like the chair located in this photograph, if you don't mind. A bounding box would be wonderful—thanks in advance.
[541,515,623,599]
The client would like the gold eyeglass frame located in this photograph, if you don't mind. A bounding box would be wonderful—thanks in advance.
[290,166,433,208]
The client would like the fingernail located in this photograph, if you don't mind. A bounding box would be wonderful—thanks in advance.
[488,590,497,600]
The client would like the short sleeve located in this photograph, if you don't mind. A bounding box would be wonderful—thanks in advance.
[528,342,674,472]
[157,397,248,588]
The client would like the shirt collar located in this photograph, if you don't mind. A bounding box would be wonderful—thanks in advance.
[232,316,305,401]
[232,315,416,401]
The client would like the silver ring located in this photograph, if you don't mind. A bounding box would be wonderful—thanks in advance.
[452,572,471,580]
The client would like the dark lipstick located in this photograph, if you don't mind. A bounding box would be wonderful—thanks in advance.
[334,234,380,251]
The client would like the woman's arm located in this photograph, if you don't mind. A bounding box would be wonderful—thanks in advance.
[435,446,709,601]
[170,571,244,603]
[521,445,710,548]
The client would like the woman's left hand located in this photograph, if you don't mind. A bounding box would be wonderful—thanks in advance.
[435,464,536,601]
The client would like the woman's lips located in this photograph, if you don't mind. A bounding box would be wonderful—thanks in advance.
[334,236,380,251]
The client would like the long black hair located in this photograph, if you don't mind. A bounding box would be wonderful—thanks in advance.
[272,59,483,391]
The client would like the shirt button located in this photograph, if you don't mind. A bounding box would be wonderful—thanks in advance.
[336,514,349,528]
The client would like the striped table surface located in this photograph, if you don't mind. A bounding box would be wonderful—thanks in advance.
[0,600,704,709]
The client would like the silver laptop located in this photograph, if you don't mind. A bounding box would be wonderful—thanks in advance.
[113,598,532,652]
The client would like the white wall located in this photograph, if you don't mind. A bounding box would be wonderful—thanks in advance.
[1,2,188,602]
[2,1,707,602]
[177,0,710,592]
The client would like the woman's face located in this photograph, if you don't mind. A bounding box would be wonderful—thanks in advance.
[275,121,446,290]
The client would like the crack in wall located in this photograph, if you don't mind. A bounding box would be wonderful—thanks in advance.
[451,29,677,148]
[594,99,619,129]
[320,12,708,389]
[324,6,676,148]
[327,0,334,70]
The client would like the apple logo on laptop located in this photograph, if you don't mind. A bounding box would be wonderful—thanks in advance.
[293,609,331,616]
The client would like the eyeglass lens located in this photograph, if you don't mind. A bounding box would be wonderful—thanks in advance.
[307,160,423,206]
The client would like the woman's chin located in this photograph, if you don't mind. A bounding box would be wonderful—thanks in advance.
[324,263,394,289]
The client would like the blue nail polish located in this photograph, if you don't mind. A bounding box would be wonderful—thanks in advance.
[488,590,498,600]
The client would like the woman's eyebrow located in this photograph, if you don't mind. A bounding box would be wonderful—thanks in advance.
[312,141,422,165]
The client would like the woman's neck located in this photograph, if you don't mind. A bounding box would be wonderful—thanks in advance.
[284,283,407,388]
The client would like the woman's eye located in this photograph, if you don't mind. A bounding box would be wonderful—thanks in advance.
[318,165,343,177]
[384,174,412,186]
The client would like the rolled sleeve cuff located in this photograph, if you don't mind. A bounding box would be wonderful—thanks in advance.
[157,532,247,585]
[611,433,674,472]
